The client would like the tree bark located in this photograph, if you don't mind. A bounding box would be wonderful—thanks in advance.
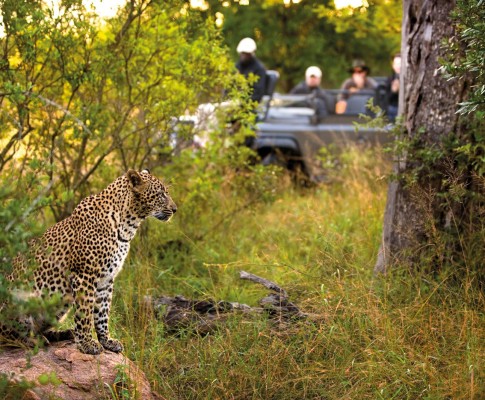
[375,0,470,273]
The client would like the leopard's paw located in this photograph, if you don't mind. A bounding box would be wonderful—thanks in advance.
[78,339,104,355]
[100,337,124,353]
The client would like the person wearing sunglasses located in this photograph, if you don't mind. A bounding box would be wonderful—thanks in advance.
[336,59,378,114]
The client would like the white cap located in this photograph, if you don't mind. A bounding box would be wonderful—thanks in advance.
[237,37,257,53]
[305,66,322,78]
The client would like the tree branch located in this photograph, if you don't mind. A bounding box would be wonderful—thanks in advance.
[239,271,288,298]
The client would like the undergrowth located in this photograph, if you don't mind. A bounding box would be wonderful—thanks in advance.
[112,146,484,400]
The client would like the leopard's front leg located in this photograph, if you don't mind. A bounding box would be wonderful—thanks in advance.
[71,275,103,355]
[94,278,123,353]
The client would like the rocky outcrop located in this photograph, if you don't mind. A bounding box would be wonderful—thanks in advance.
[0,341,156,400]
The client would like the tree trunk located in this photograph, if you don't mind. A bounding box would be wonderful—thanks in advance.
[375,0,470,273]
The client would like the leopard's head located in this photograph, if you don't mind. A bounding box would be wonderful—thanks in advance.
[126,169,177,221]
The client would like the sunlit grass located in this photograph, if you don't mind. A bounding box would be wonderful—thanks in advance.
[113,146,484,399]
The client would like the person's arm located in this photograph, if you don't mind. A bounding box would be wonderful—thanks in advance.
[337,78,351,101]
[366,77,378,89]
[386,74,399,106]
[289,82,305,94]
[318,89,336,115]
[251,66,267,102]
[335,79,352,113]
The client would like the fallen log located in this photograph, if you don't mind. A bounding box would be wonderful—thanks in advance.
[147,270,307,334]
[148,295,255,335]
[239,270,305,319]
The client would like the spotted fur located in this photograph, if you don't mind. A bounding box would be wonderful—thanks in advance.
[1,170,177,354]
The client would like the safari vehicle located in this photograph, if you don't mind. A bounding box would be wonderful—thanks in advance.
[254,71,392,182]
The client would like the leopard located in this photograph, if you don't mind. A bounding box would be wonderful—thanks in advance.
[0,169,177,354]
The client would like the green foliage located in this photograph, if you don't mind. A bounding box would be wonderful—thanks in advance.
[37,372,61,386]
[0,370,59,398]
[441,0,485,177]
[0,0,244,220]
[445,0,485,114]
[162,122,281,241]
[108,364,134,400]
[315,0,402,45]
[0,163,48,266]
[0,374,34,400]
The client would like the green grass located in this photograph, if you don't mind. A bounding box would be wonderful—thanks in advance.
[112,147,484,400]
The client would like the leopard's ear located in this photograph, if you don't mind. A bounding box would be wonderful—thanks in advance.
[127,170,147,192]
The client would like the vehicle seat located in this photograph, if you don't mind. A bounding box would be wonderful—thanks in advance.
[261,70,280,120]
[344,94,373,115]
[323,92,336,115]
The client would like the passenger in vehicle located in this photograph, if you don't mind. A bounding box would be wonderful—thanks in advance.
[336,59,378,114]
[386,53,401,122]
[290,66,332,122]
[235,37,267,103]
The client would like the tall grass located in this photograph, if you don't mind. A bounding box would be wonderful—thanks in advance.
[113,146,484,399]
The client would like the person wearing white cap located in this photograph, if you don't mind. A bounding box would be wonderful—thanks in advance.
[290,66,331,121]
[235,37,267,103]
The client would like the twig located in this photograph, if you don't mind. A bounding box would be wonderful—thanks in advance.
[4,179,55,232]
[239,270,288,298]
[35,94,95,138]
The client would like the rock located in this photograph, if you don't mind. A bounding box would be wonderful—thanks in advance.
[0,341,157,400]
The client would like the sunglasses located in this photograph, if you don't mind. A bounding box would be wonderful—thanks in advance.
[353,68,365,73]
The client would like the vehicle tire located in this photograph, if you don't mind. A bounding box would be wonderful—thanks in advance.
[291,162,313,188]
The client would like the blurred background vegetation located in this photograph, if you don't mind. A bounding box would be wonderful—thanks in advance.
[198,0,402,90]
[1,0,483,399]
